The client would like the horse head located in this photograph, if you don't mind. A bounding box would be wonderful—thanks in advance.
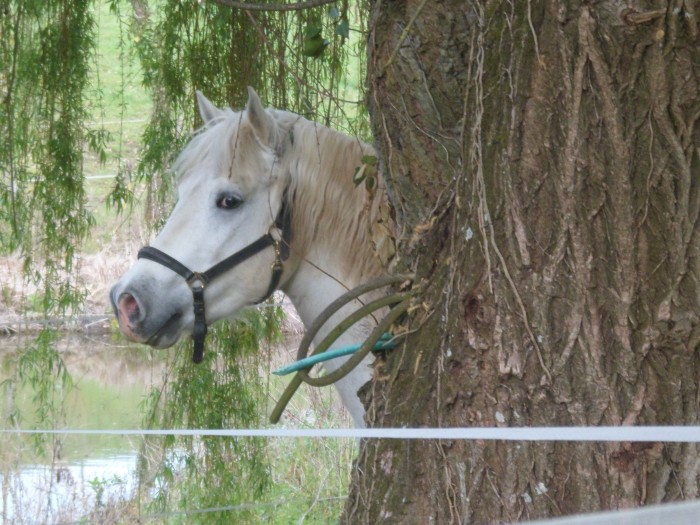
[111,88,392,426]
[110,88,295,352]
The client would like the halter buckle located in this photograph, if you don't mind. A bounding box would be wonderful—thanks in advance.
[271,240,284,271]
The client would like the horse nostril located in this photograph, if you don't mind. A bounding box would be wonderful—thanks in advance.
[118,292,142,324]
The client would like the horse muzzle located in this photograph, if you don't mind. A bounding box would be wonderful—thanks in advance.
[110,283,186,348]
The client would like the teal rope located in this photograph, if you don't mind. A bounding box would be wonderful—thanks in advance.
[272,333,395,376]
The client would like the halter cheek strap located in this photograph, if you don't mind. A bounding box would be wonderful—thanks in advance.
[137,198,291,363]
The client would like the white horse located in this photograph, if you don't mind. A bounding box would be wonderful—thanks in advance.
[110,88,393,428]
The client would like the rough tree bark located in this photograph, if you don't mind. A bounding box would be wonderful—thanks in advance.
[343,1,700,523]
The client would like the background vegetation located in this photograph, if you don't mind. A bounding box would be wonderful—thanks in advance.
[1,0,369,522]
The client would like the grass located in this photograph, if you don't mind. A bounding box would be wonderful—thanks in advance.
[86,1,151,172]
[260,354,356,523]
[81,1,152,255]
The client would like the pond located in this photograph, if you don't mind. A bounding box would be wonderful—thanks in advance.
[0,331,163,524]
[0,324,357,524]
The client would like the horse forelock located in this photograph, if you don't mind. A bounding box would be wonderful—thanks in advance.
[172,109,277,194]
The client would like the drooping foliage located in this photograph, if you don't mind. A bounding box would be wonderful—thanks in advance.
[1,0,369,305]
[1,0,102,313]
[0,0,106,463]
[124,0,370,221]
[2,0,369,520]
[139,310,284,523]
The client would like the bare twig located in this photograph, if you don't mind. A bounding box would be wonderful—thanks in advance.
[621,8,666,26]
[207,0,337,12]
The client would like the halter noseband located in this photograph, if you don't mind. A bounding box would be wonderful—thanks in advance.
[137,198,291,364]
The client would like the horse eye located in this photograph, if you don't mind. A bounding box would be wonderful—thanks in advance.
[216,194,243,210]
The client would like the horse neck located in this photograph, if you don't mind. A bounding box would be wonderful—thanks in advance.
[282,250,380,428]
[283,249,381,352]
[275,119,388,426]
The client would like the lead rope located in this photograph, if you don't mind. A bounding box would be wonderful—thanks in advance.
[270,273,417,424]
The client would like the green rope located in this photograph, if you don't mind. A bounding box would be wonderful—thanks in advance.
[269,274,415,424]
[301,297,411,387]
[272,333,395,376]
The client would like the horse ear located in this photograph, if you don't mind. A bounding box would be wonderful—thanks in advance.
[196,91,222,125]
[246,86,277,148]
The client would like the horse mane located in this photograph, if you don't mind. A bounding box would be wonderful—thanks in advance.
[271,110,392,284]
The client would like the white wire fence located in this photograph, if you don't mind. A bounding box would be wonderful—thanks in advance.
[3,425,699,524]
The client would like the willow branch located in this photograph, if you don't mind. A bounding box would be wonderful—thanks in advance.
[206,0,337,12]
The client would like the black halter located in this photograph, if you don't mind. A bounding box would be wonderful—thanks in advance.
[137,198,292,364]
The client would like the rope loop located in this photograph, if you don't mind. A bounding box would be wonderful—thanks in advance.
[270,273,416,423]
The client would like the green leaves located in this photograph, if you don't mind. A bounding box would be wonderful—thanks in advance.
[141,308,283,523]
[329,6,350,39]
[301,5,351,59]
[15,328,73,454]
[302,25,329,57]
[1,0,97,315]
[106,172,134,214]
[335,18,350,39]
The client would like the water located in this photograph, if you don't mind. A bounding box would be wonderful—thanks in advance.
[1,454,139,524]
[0,328,354,524]
[0,332,164,524]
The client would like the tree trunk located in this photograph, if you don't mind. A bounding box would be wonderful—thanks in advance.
[343,1,700,522]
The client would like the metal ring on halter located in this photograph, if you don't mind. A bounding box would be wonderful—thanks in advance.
[186,272,209,289]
